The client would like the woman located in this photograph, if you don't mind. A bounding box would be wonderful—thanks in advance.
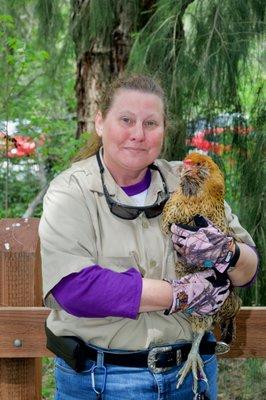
[39,74,258,400]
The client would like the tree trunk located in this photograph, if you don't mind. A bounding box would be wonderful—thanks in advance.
[75,44,113,137]
[72,0,145,138]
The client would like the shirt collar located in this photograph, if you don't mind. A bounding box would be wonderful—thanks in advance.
[71,149,180,198]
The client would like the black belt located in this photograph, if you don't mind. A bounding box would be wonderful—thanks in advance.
[83,338,216,373]
[45,324,217,373]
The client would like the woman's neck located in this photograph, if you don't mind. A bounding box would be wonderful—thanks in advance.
[110,168,148,187]
[102,155,148,186]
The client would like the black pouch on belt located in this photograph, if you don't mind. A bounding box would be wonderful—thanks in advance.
[45,324,87,372]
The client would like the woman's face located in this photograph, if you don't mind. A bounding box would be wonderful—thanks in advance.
[95,89,165,179]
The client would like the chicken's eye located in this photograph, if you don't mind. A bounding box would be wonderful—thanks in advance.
[196,162,201,166]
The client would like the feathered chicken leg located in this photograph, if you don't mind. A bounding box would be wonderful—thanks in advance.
[176,329,207,394]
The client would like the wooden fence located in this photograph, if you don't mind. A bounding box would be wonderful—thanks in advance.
[0,218,265,400]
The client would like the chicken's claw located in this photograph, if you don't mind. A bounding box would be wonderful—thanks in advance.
[176,331,208,395]
[176,350,207,393]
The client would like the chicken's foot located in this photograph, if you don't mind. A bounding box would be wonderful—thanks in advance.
[176,330,207,394]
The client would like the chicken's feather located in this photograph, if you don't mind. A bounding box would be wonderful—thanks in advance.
[162,152,241,343]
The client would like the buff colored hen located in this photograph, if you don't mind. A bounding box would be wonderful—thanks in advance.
[162,152,241,393]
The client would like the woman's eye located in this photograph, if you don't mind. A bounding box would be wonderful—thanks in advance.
[121,117,132,124]
[144,120,157,128]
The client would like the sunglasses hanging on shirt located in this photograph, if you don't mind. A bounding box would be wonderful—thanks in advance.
[96,150,170,220]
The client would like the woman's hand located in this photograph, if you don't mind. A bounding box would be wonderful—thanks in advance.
[171,215,237,273]
[165,269,230,317]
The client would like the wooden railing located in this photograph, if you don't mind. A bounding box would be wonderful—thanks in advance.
[0,306,265,359]
[0,218,265,399]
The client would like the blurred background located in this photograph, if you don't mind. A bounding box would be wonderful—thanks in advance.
[0,1,265,398]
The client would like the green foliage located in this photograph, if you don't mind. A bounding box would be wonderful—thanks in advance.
[0,2,80,217]
[87,0,116,42]
[237,130,265,305]
[35,0,64,49]
[0,0,265,306]
[0,159,40,218]
[41,128,90,177]
[128,0,265,158]
[42,357,55,400]
[71,0,140,57]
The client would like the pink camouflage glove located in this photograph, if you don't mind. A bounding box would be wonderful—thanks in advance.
[171,215,240,273]
[165,269,230,317]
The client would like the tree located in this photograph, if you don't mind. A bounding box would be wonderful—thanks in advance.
[1,0,265,305]
[71,0,146,137]
[0,0,85,217]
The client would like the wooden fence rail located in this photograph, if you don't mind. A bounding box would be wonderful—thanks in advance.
[0,306,266,359]
[0,218,265,400]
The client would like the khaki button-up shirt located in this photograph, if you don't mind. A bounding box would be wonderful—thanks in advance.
[39,152,254,350]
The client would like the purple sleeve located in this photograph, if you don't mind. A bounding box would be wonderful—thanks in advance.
[51,265,142,319]
[234,245,259,288]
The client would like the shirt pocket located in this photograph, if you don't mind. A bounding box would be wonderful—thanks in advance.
[97,255,140,273]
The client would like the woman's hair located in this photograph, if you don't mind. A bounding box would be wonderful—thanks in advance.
[74,74,167,161]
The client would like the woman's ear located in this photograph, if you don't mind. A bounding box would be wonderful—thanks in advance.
[95,111,104,137]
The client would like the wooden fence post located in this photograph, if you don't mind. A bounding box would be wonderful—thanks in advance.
[0,218,42,400]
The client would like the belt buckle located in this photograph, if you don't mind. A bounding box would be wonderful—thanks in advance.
[147,346,182,373]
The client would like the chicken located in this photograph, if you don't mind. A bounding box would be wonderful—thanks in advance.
[161,152,242,394]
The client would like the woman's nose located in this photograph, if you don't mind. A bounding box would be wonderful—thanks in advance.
[131,122,145,141]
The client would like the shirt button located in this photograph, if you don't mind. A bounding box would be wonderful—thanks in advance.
[150,260,157,268]
[142,221,149,229]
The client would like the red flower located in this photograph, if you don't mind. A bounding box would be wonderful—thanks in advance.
[0,131,37,158]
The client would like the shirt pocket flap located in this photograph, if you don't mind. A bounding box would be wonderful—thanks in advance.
[97,255,139,273]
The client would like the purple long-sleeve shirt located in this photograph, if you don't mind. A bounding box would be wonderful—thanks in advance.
[52,265,143,319]
[51,169,151,319]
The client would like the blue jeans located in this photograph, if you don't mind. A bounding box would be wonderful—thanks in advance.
[54,347,218,400]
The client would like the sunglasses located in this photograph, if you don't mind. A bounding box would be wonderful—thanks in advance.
[96,150,170,220]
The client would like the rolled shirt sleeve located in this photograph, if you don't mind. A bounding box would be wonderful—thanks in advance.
[224,201,258,286]
[224,201,255,246]
[39,171,99,301]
